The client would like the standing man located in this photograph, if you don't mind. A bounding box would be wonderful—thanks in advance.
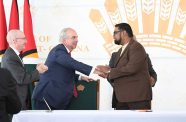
[108,52,157,108]
[32,28,98,110]
[1,30,48,110]
[0,68,21,122]
[98,23,152,110]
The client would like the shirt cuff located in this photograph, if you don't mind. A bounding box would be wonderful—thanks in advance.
[88,66,99,81]
[78,75,82,80]
[89,66,96,75]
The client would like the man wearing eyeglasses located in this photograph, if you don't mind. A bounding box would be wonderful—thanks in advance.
[32,28,99,110]
[1,30,48,110]
[97,23,152,110]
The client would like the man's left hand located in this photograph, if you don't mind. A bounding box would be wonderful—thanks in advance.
[81,76,94,82]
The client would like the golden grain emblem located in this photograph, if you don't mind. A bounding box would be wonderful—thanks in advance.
[89,0,186,56]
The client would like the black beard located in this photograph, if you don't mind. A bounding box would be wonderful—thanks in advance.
[114,39,121,45]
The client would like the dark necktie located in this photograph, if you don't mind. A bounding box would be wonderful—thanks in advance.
[18,53,24,66]
[19,53,22,60]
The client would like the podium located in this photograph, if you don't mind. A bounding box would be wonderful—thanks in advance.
[68,80,100,110]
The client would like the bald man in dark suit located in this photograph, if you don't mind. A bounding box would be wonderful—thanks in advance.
[1,30,48,110]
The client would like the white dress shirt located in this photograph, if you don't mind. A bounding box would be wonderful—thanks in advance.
[10,46,24,66]
[120,43,129,56]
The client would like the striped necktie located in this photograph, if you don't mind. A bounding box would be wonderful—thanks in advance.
[18,53,24,66]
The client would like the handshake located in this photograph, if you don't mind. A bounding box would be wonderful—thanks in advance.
[36,63,48,74]
[94,65,111,78]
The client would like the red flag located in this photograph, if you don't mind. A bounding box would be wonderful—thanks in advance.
[22,0,38,58]
[9,0,19,30]
[0,0,8,55]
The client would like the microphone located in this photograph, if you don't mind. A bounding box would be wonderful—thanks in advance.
[43,97,52,111]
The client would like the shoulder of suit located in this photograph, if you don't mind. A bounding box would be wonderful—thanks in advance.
[55,44,65,50]
[4,47,15,55]
[49,44,69,57]
[130,39,144,48]
[50,44,63,51]
[3,48,17,59]
[55,44,68,53]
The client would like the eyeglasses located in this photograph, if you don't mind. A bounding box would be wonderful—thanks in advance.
[16,37,26,40]
[113,30,122,35]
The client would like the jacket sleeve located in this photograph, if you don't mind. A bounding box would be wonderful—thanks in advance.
[5,69,22,114]
[107,52,117,87]
[4,56,39,85]
[109,43,147,80]
[55,48,92,76]
[147,54,157,84]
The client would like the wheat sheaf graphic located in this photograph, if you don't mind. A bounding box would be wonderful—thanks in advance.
[89,0,186,56]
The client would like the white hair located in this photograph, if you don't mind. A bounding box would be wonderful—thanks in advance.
[59,27,73,43]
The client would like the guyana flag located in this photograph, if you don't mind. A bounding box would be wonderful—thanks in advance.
[22,0,38,58]
[9,0,19,30]
[0,0,8,56]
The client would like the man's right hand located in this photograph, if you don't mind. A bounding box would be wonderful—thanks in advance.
[93,67,109,79]
[150,76,156,87]
[96,65,111,73]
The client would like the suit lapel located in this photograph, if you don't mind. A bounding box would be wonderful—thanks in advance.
[114,48,122,67]
[8,48,24,67]
[114,40,133,67]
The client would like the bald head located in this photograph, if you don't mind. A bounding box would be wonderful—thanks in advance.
[7,30,27,52]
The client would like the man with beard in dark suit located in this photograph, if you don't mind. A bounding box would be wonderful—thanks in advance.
[109,52,157,87]
[97,23,152,110]
[108,52,157,109]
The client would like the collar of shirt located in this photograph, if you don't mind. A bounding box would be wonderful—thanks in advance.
[63,45,70,54]
[120,42,129,56]
[10,46,23,65]
[10,46,20,56]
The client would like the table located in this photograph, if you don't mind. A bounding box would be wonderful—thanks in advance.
[12,110,186,122]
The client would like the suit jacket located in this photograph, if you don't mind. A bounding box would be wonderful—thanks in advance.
[0,68,21,122]
[32,44,92,109]
[1,47,39,110]
[108,40,152,103]
[109,53,157,87]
